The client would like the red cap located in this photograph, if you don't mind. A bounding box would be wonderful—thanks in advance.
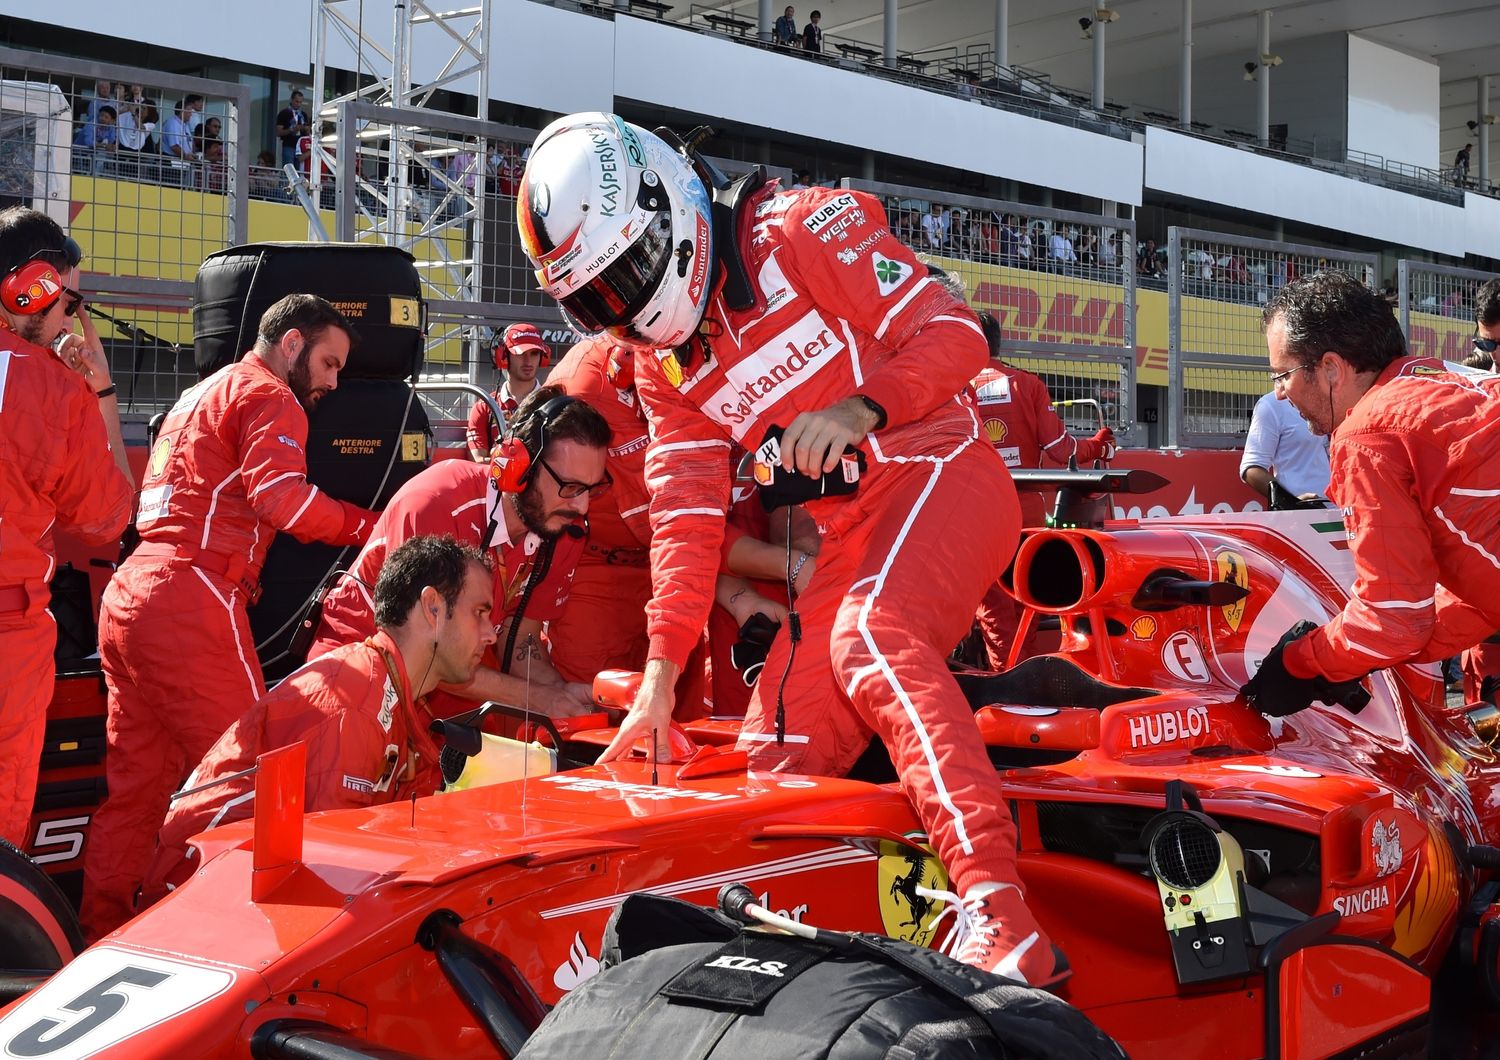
[502,322,548,355]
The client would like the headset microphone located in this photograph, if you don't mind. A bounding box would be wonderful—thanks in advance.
[563,523,585,540]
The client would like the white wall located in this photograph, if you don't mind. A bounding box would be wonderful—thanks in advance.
[1346,34,1439,172]
[1145,126,1475,257]
[25,0,313,72]
[612,17,1144,205]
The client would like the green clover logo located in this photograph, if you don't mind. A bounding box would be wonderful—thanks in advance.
[875,259,905,284]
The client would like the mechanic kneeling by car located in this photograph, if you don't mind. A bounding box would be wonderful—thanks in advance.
[1242,271,1500,716]
[135,535,495,912]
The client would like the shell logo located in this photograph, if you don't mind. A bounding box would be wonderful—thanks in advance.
[654,349,684,388]
[147,437,172,479]
[1129,615,1158,641]
[984,417,1008,444]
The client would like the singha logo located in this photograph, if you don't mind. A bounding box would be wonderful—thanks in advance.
[551,931,601,992]
[1371,818,1402,878]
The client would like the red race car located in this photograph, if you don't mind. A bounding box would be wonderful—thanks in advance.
[2,483,1497,1059]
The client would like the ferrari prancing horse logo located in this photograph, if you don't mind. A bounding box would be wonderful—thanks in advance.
[877,836,948,947]
[1216,550,1249,631]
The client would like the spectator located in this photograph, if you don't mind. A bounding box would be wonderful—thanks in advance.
[1455,143,1473,187]
[1048,225,1077,267]
[790,168,812,190]
[802,9,823,52]
[276,89,309,167]
[73,104,117,152]
[250,150,281,197]
[1099,231,1118,270]
[1239,388,1331,504]
[947,208,967,253]
[78,81,114,146]
[1137,237,1162,278]
[773,5,798,46]
[1016,220,1035,266]
[114,86,154,155]
[199,139,226,193]
[159,99,194,160]
[1077,230,1097,268]
[919,201,948,249]
[999,214,1020,263]
[975,213,1000,263]
[1218,248,1250,286]
[194,116,223,159]
[182,94,205,135]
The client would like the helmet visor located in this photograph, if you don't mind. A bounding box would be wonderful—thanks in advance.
[557,214,673,336]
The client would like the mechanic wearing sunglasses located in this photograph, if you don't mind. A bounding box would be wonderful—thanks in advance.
[1465,278,1500,371]
[0,206,134,852]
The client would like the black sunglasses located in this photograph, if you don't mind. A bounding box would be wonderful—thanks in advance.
[536,456,612,499]
[1474,336,1499,354]
[61,287,85,317]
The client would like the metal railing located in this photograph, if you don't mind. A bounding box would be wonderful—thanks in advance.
[1166,227,1378,448]
[842,178,1138,444]
[0,46,249,419]
[1396,259,1495,363]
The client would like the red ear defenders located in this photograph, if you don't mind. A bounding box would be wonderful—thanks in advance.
[489,394,578,493]
[0,237,82,316]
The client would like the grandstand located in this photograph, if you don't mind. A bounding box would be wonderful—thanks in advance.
[1,1,1496,459]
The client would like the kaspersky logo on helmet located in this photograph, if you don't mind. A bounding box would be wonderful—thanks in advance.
[592,132,621,217]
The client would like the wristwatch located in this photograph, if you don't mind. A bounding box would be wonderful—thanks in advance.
[856,394,888,432]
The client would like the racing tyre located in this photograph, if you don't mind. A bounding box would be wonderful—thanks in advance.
[0,838,84,970]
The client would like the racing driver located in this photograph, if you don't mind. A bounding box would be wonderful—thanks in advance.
[516,113,1062,987]
[139,535,495,907]
[309,385,610,718]
[82,294,377,940]
[1243,271,1500,714]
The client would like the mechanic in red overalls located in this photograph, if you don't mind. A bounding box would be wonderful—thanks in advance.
[310,385,608,717]
[0,208,133,847]
[466,322,548,461]
[517,113,1063,987]
[1461,278,1500,704]
[138,536,494,907]
[969,309,1115,669]
[1244,272,1500,715]
[82,295,376,940]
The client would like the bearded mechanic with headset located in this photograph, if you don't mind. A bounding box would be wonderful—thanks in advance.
[82,294,378,940]
[309,385,610,718]
[0,206,133,849]
[517,114,1065,988]
[137,536,496,910]
[467,322,549,461]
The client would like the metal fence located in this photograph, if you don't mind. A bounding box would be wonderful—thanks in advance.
[0,46,249,421]
[1396,259,1494,364]
[840,178,1138,442]
[1166,227,1378,448]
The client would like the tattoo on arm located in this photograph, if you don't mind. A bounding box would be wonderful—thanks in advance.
[517,635,542,662]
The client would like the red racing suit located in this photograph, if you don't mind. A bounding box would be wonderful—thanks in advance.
[309,459,581,661]
[1285,357,1500,683]
[635,183,1024,904]
[465,379,528,456]
[139,631,439,905]
[971,364,1110,668]
[0,331,133,846]
[83,353,374,940]
[543,336,655,681]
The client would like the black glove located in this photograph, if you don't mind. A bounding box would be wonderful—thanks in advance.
[730,612,782,688]
[1240,621,1371,717]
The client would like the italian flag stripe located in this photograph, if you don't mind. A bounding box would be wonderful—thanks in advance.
[1312,519,1350,550]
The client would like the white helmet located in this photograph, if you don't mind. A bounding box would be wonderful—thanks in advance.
[518,113,713,348]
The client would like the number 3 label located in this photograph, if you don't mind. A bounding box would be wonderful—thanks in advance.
[0,949,235,1059]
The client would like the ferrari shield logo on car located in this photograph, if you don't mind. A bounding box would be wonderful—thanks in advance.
[877,838,948,947]
[1215,550,1249,631]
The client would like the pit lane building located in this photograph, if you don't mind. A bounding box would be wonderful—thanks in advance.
[3,0,1496,486]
